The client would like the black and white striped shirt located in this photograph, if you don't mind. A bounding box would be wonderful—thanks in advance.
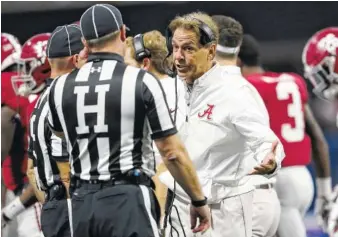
[47,53,177,181]
[28,79,69,191]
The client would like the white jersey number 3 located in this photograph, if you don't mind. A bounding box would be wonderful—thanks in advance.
[276,76,305,142]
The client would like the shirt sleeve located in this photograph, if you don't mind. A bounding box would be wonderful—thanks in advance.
[50,133,69,162]
[47,78,63,133]
[142,72,177,140]
[229,84,285,177]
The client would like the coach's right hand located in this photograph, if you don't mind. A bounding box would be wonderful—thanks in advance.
[249,141,278,175]
[190,203,211,233]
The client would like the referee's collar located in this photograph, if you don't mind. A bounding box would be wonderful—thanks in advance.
[87,52,124,63]
[46,78,54,87]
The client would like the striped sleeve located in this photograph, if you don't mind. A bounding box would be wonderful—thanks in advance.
[142,72,177,140]
[50,133,69,162]
[47,77,63,132]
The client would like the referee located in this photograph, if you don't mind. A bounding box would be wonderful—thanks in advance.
[28,24,85,237]
[47,3,210,237]
[124,30,188,220]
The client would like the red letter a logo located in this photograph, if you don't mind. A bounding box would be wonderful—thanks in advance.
[198,104,214,120]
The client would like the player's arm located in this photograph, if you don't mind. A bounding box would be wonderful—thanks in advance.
[230,85,285,177]
[2,183,39,224]
[1,106,16,212]
[305,104,331,194]
[294,71,332,231]
[1,106,16,161]
[305,104,332,233]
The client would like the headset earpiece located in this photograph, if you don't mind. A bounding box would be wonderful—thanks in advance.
[133,34,151,62]
[192,18,216,46]
[165,27,173,55]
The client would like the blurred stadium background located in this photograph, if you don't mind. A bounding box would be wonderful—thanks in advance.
[2,1,338,236]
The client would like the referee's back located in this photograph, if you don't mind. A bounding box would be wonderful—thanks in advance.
[48,53,176,180]
[48,5,210,237]
[47,5,179,237]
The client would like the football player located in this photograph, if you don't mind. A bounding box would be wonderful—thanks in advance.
[238,34,332,237]
[1,33,29,237]
[2,33,51,237]
[302,27,338,237]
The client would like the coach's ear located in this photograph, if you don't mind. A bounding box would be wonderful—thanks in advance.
[208,43,216,61]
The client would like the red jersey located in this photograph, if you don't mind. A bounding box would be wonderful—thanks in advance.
[1,72,29,122]
[1,72,40,192]
[1,72,30,191]
[1,72,39,151]
[245,72,312,167]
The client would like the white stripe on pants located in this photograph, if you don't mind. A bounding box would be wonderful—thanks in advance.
[67,198,73,237]
[139,185,160,237]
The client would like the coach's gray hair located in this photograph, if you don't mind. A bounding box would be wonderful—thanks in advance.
[86,30,120,49]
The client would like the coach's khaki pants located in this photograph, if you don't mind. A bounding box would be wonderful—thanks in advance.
[165,190,253,237]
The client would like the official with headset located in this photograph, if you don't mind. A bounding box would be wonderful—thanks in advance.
[124,30,187,225]
[124,30,187,134]
[159,12,285,237]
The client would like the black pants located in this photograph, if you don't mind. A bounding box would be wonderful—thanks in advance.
[71,183,160,237]
[41,198,71,237]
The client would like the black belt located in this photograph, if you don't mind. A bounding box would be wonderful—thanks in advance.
[79,178,152,186]
[77,178,153,189]
[75,171,154,189]
[255,183,274,189]
[70,170,155,194]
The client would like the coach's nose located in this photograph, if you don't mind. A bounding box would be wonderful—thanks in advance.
[174,48,185,62]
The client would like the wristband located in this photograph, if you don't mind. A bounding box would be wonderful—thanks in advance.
[2,197,26,219]
[191,197,207,207]
[316,177,332,198]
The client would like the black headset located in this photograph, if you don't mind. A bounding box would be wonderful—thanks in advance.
[133,34,151,62]
[165,17,216,55]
